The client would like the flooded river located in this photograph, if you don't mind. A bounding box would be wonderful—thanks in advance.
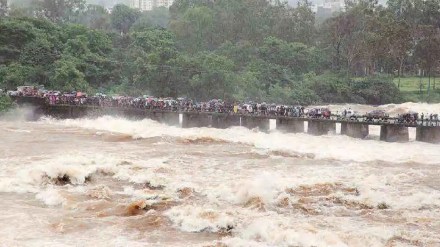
[1,102,440,247]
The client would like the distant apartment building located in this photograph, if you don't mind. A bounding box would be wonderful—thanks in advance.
[315,0,344,20]
[156,0,173,8]
[132,0,173,11]
[324,0,344,12]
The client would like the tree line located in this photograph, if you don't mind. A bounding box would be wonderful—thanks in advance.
[0,0,438,104]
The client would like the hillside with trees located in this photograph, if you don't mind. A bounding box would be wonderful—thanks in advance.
[0,0,439,104]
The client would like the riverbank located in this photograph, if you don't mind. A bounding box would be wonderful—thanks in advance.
[394,77,440,103]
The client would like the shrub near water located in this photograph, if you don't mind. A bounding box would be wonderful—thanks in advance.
[0,96,13,113]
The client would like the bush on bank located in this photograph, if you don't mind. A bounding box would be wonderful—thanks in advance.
[0,95,13,113]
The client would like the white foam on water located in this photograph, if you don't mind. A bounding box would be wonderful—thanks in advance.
[39,115,440,164]
[317,102,440,116]
[209,172,286,207]
[1,102,440,246]
[35,187,66,206]
[165,205,236,233]
[233,217,348,247]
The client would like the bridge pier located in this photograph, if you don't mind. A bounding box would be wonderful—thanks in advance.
[121,108,143,119]
[211,114,241,129]
[276,118,304,133]
[182,113,245,129]
[181,113,212,128]
[43,105,85,119]
[341,122,369,139]
[416,126,440,143]
[240,116,270,132]
[307,120,335,136]
[380,125,409,142]
[150,111,180,126]
[70,106,88,118]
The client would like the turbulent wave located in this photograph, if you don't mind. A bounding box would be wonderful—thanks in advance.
[1,102,440,246]
[319,102,440,116]
[40,114,440,165]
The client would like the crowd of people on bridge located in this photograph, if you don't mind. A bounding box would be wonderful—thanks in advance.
[6,86,309,117]
[5,86,440,126]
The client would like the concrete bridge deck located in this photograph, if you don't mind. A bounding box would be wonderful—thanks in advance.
[10,97,440,144]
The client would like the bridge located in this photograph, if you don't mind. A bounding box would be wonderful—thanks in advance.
[10,96,440,144]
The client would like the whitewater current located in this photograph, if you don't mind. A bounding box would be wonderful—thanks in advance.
[1,102,440,247]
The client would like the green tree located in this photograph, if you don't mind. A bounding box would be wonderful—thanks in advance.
[77,4,111,30]
[187,52,237,100]
[259,37,314,75]
[273,0,316,44]
[51,58,89,91]
[0,63,37,89]
[128,29,179,96]
[352,76,401,104]
[0,0,7,17]
[414,28,440,94]
[171,6,213,52]
[380,10,412,87]
[233,70,266,102]
[0,95,13,113]
[0,19,37,63]
[110,4,140,35]
[33,0,86,22]
[131,7,170,31]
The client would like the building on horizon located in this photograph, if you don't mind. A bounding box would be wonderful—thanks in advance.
[132,0,173,11]
[314,0,344,20]
[323,0,344,12]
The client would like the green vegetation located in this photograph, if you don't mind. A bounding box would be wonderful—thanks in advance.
[0,0,439,104]
[0,95,12,112]
[393,77,440,102]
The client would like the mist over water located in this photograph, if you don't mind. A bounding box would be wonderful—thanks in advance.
[1,103,440,246]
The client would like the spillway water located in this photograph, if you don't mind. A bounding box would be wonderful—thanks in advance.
[1,103,440,247]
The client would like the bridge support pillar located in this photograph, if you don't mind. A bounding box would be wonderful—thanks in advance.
[341,122,369,139]
[307,120,335,136]
[276,118,304,133]
[240,116,270,132]
[181,113,212,128]
[416,126,440,143]
[44,105,87,119]
[211,114,241,129]
[122,108,142,119]
[70,106,88,118]
[152,112,180,126]
[380,125,409,142]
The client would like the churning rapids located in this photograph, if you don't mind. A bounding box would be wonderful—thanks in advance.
[1,103,440,247]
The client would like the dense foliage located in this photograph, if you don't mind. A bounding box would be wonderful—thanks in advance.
[1,0,439,104]
[0,95,12,112]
